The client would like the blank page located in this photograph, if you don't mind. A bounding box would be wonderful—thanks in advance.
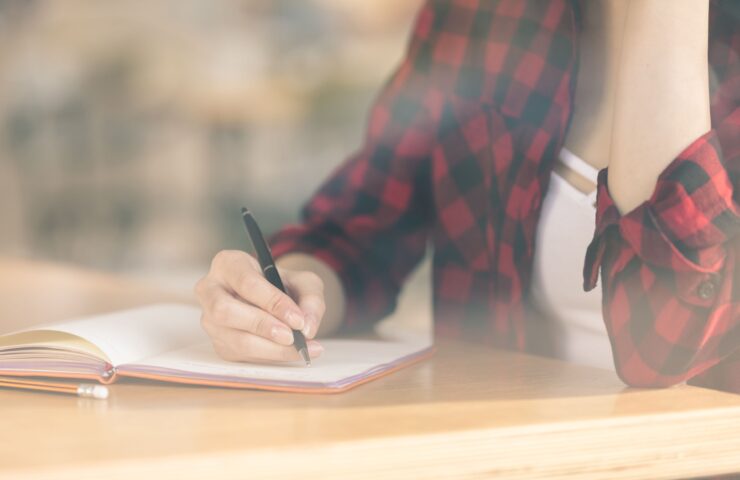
[9,303,433,388]
[12,304,204,366]
[122,336,432,388]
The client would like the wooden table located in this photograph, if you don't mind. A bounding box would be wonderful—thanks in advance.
[1,258,739,480]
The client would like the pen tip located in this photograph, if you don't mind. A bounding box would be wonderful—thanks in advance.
[299,348,311,367]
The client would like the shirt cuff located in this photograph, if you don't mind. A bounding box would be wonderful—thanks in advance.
[271,225,347,276]
[270,224,395,329]
[584,130,740,302]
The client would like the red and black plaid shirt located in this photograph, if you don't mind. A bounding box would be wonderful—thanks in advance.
[272,0,740,392]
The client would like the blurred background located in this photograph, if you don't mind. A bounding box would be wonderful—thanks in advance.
[0,0,425,295]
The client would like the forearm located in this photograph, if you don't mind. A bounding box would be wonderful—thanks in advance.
[608,0,711,214]
[276,253,346,337]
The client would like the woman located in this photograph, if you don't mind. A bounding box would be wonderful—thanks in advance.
[195,0,739,392]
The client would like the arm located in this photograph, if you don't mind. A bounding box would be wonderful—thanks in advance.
[272,0,580,332]
[585,0,740,388]
[269,2,438,330]
[197,0,580,361]
[608,0,711,214]
[196,2,442,360]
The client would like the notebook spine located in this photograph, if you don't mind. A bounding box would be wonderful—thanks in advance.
[100,364,118,384]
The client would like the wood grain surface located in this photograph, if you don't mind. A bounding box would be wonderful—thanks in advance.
[1,258,739,480]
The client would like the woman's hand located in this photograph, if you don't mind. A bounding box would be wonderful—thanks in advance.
[195,250,325,363]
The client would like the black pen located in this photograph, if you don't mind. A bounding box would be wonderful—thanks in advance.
[240,207,311,366]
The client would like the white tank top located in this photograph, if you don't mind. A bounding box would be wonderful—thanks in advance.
[529,148,614,371]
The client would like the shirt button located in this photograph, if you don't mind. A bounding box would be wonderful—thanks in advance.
[697,280,716,300]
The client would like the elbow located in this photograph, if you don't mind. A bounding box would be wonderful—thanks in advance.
[611,349,692,389]
[614,363,684,389]
[605,304,713,389]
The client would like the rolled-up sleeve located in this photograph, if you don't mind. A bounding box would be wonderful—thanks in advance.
[584,129,740,388]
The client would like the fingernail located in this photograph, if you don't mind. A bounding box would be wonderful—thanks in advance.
[301,314,315,338]
[308,341,324,357]
[271,325,294,345]
[285,309,305,330]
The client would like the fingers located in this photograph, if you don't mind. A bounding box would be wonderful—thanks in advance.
[283,270,326,340]
[196,249,329,364]
[198,282,296,345]
[202,322,324,363]
[212,250,306,330]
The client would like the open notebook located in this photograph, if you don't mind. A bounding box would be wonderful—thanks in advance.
[0,304,434,393]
